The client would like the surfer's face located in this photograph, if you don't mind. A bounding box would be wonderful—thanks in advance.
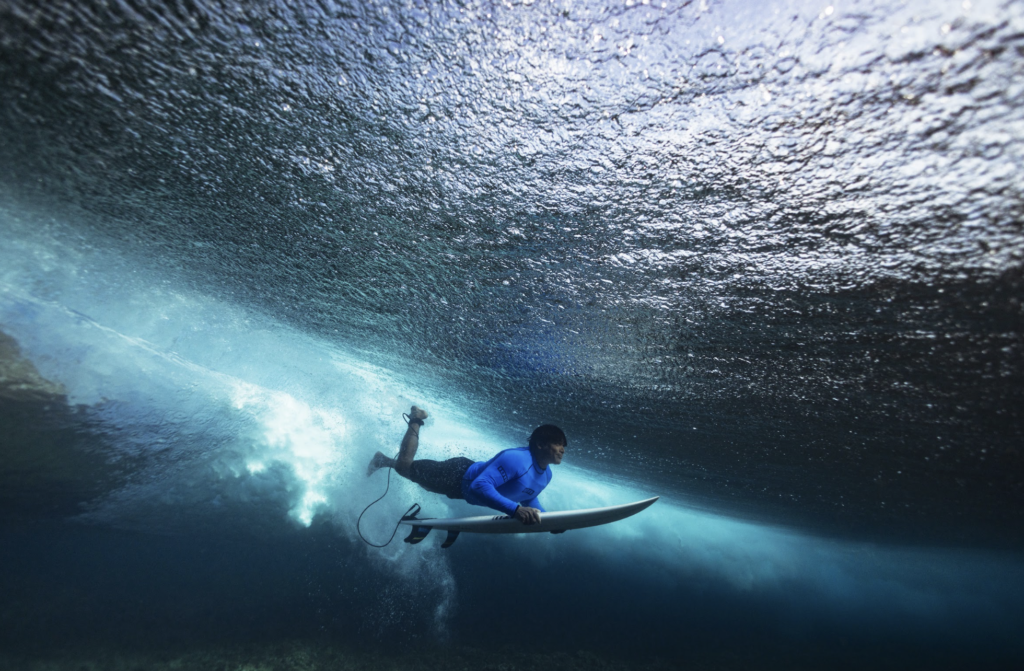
[541,441,566,466]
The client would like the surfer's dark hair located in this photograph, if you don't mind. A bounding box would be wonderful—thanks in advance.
[529,424,567,450]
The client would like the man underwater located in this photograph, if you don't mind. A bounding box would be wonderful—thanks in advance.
[366,406,566,525]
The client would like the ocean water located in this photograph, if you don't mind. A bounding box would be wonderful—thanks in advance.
[1,0,1022,669]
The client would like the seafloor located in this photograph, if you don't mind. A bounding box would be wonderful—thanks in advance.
[0,640,980,671]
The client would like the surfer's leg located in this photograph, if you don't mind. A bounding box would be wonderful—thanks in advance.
[407,457,474,498]
[394,417,421,476]
[367,405,428,477]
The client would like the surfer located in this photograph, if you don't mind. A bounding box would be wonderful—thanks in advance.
[366,406,566,525]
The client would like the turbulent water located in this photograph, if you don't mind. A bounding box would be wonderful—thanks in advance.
[1,0,1023,668]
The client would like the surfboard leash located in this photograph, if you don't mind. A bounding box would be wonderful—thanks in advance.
[356,451,420,548]
[356,413,425,547]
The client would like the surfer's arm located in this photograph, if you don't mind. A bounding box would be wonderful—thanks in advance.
[469,481,518,516]
[467,455,523,516]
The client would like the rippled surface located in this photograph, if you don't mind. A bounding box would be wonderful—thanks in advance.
[1,0,1023,544]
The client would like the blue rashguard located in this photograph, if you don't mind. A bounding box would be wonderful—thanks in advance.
[461,447,552,516]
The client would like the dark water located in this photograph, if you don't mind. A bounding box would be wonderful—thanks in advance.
[1,0,1023,668]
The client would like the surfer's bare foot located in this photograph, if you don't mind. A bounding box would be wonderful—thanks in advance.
[367,451,393,476]
[407,405,428,425]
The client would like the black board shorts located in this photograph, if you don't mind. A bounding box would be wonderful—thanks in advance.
[407,457,474,500]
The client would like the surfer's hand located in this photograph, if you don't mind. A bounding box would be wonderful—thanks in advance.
[514,505,541,525]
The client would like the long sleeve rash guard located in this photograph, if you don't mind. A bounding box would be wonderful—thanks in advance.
[460,447,552,516]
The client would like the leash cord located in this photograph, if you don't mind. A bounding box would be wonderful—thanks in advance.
[357,455,421,547]
[357,414,421,547]
[356,454,401,547]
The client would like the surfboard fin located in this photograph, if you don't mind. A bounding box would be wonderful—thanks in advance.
[441,530,460,549]
[400,504,422,522]
[404,525,432,544]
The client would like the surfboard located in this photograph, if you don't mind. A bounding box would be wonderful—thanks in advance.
[400,496,659,548]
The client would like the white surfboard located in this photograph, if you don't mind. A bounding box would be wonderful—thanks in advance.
[400,496,659,548]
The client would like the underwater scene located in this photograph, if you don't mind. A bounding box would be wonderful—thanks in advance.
[1,0,1023,669]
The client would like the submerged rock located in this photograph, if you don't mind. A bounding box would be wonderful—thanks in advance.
[0,330,67,403]
[0,329,117,518]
